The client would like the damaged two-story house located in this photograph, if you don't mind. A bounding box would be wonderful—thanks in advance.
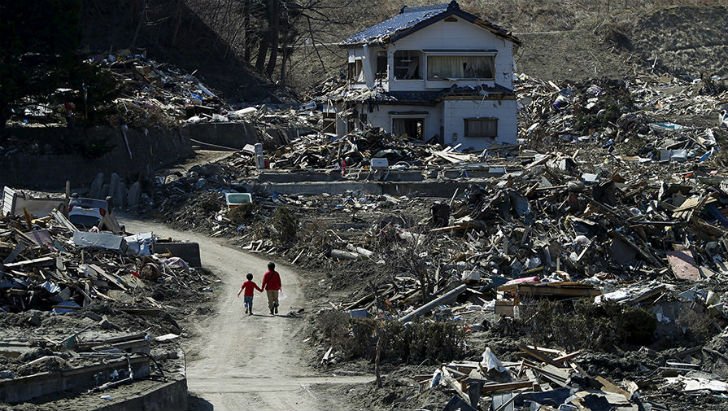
[330,1,521,150]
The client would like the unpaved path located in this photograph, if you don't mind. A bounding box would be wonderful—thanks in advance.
[122,217,372,410]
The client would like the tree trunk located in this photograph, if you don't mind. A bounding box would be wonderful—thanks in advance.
[279,40,288,86]
[130,0,147,49]
[171,0,183,47]
[255,34,269,74]
[243,0,252,63]
[0,107,9,131]
[374,327,383,388]
[264,0,280,78]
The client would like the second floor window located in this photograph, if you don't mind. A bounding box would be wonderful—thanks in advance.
[348,59,364,83]
[376,52,387,80]
[427,55,495,80]
[394,51,422,80]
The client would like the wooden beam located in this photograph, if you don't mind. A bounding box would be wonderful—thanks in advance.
[482,380,537,394]
[3,256,55,268]
[89,264,128,291]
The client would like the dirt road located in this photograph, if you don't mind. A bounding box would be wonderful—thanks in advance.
[122,217,371,410]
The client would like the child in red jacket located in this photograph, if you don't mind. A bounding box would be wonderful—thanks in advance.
[237,273,262,315]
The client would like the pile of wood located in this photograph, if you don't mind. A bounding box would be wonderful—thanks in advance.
[427,346,639,411]
[0,207,206,315]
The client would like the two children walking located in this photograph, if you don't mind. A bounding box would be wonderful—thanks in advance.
[236,262,282,316]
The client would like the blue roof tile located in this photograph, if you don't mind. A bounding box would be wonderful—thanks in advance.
[342,3,450,46]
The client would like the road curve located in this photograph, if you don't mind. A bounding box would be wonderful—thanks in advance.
[121,216,372,411]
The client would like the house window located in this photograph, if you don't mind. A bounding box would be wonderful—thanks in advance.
[348,59,364,83]
[392,117,425,139]
[427,55,495,80]
[465,118,497,138]
[393,51,422,80]
[376,52,387,80]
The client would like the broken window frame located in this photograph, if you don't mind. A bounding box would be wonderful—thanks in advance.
[464,117,498,138]
[348,59,365,83]
[393,50,422,80]
[376,51,388,81]
[391,115,426,139]
[426,53,496,81]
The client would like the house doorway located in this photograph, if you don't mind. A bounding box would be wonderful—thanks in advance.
[392,117,425,139]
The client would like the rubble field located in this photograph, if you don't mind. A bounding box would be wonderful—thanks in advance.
[0,203,220,410]
[123,68,728,410]
[4,2,728,411]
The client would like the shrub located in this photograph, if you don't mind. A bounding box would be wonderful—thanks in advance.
[318,315,466,364]
[272,206,298,245]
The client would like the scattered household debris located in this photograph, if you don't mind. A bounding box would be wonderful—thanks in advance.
[0,189,215,408]
[134,69,728,410]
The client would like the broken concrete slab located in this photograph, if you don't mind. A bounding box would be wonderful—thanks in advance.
[667,250,701,281]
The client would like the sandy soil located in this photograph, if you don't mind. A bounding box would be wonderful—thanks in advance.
[122,217,372,411]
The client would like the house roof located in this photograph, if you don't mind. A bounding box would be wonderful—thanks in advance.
[341,1,520,47]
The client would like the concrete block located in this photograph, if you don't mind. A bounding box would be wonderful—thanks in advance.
[90,173,104,199]
[127,182,141,210]
[109,173,120,205]
[115,180,127,209]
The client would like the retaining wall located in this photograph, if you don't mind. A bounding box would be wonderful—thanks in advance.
[92,377,188,411]
[184,121,258,149]
[0,356,150,404]
[1,126,193,189]
[184,122,311,149]
[250,180,476,197]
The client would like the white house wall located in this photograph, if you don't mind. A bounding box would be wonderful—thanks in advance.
[359,104,441,141]
[442,99,517,149]
[387,18,514,92]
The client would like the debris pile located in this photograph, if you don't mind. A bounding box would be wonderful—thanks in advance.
[0,205,210,315]
[266,129,478,169]
[427,346,643,411]
[4,50,229,129]
[517,73,728,163]
[94,51,228,127]
[130,70,728,410]
[0,192,215,406]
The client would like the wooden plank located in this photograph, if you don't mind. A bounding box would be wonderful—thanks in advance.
[442,367,470,405]
[77,333,148,350]
[521,360,570,387]
[3,256,54,268]
[612,231,663,267]
[553,350,582,365]
[526,345,563,355]
[502,283,601,298]
[2,243,26,264]
[482,380,536,393]
[89,264,128,291]
[101,214,122,234]
[51,209,78,232]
